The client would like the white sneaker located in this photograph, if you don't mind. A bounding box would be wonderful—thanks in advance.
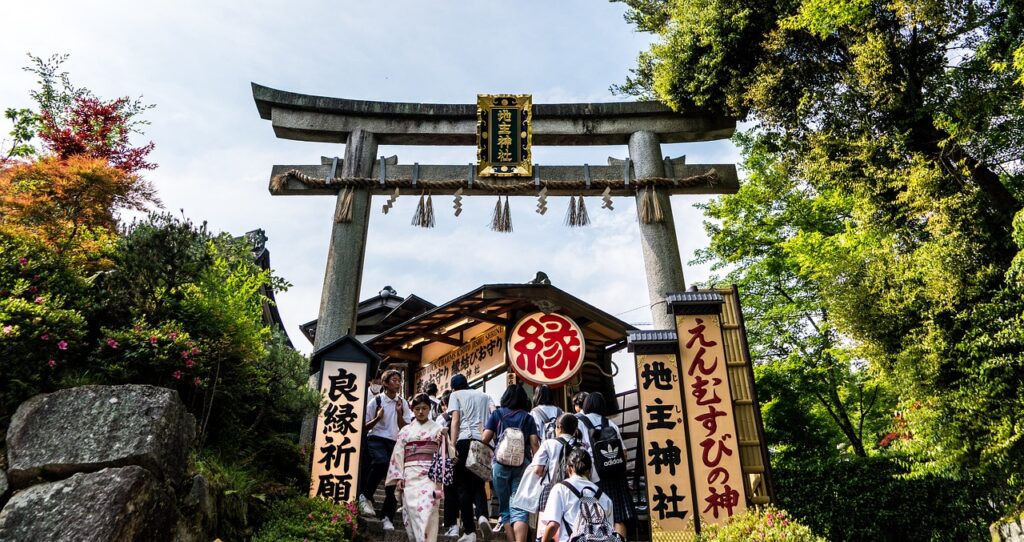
[477,515,490,533]
[382,517,395,530]
[492,520,504,533]
[444,525,461,537]
[357,494,376,518]
[457,533,477,542]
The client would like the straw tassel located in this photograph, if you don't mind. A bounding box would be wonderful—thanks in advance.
[650,186,664,223]
[639,186,652,224]
[425,193,435,227]
[334,188,354,223]
[489,196,512,233]
[565,195,578,226]
[501,196,512,232]
[576,195,590,227]
[411,192,435,228]
[270,175,287,192]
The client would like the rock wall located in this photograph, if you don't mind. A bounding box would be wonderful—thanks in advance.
[0,384,204,542]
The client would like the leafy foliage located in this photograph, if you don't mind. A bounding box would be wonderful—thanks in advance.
[251,495,361,542]
[697,505,824,541]
[772,455,994,541]
[3,54,155,173]
[1,56,319,540]
[0,156,154,260]
[617,0,1024,523]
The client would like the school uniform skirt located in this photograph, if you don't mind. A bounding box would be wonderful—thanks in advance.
[597,473,635,523]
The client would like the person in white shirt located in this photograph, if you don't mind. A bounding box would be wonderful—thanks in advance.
[447,373,495,542]
[357,369,412,530]
[539,446,615,542]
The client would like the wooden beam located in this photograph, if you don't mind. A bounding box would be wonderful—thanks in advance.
[268,162,737,197]
[381,349,420,362]
[424,333,462,347]
[459,310,508,326]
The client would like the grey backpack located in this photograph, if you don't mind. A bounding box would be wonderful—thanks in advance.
[560,481,622,542]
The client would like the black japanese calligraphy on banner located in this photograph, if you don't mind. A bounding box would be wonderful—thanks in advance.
[416,325,506,393]
[635,353,697,539]
[310,360,368,504]
[676,314,747,525]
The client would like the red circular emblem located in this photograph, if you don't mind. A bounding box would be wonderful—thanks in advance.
[508,312,585,387]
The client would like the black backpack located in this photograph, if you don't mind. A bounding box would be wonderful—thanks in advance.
[579,416,626,477]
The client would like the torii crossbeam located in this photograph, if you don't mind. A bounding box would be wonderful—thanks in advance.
[252,83,739,350]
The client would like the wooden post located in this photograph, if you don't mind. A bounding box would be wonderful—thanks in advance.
[301,129,377,445]
[314,129,378,350]
[630,131,687,329]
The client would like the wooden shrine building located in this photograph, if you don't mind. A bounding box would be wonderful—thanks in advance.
[365,281,635,408]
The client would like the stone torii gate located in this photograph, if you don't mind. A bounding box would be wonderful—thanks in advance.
[251,83,738,351]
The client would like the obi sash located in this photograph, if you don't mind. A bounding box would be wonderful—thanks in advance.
[404,440,439,462]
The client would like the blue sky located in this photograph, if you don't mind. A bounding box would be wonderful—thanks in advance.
[1,1,740,391]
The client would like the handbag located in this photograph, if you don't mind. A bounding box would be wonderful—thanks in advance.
[510,467,544,513]
[466,439,493,481]
[428,434,455,485]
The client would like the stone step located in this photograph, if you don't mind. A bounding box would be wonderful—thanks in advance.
[359,515,483,542]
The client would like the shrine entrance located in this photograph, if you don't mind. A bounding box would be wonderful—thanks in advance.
[252,83,772,537]
[364,282,636,410]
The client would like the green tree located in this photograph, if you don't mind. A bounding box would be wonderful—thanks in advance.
[695,132,893,459]
[617,0,1024,516]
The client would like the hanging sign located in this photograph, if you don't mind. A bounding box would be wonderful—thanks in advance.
[636,352,699,539]
[310,359,368,504]
[477,94,532,177]
[677,314,748,525]
[508,312,585,387]
[415,325,507,393]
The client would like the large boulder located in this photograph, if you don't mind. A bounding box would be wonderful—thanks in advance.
[0,470,7,508]
[0,466,176,541]
[5,384,195,488]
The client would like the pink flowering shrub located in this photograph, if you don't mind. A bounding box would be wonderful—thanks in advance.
[252,496,362,542]
[698,506,825,542]
[0,232,88,424]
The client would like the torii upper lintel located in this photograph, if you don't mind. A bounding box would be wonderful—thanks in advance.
[252,83,736,146]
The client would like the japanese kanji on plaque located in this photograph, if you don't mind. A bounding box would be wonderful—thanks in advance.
[636,351,699,538]
[677,314,748,524]
[477,94,532,177]
[507,311,585,387]
[415,325,506,394]
[310,359,368,504]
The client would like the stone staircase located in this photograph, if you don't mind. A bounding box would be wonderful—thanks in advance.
[358,485,503,542]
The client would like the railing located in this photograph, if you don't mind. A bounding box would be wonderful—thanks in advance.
[611,388,650,541]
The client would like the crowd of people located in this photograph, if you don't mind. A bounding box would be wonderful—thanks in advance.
[355,369,630,542]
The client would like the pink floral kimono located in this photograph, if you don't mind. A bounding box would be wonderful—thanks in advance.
[386,418,452,542]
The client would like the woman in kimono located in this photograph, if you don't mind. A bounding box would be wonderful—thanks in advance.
[387,393,452,542]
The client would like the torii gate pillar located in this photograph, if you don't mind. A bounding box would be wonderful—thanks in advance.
[315,129,377,350]
[630,131,686,329]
